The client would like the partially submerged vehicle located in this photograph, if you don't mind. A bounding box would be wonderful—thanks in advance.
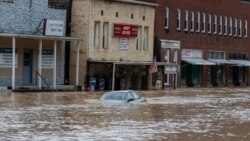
[100,90,147,103]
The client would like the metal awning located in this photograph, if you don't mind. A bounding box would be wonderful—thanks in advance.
[208,59,234,65]
[182,58,216,65]
[229,60,250,66]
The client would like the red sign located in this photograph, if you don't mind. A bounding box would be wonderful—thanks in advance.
[113,24,138,37]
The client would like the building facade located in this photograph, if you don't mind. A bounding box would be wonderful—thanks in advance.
[70,0,158,90]
[0,0,81,90]
[140,0,250,88]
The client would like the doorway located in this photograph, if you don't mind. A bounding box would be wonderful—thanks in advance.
[23,49,33,84]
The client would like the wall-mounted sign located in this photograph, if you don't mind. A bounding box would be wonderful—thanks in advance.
[114,24,138,37]
[119,38,129,49]
[42,50,54,69]
[165,66,178,74]
[182,49,203,58]
[0,48,18,68]
[43,19,64,36]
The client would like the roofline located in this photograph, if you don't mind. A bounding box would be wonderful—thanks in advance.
[0,33,83,42]
[112,0,158,7]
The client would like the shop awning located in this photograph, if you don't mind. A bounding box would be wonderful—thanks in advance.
[182,58,216,65]
[208,59,235,65]
[228,60,250,66]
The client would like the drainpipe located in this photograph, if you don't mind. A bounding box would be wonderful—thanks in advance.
[64,0,72,84]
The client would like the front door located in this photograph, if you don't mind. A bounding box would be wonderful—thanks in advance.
[23,49,33,84]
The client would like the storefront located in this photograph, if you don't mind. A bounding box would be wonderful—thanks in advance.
[181,49,216,87]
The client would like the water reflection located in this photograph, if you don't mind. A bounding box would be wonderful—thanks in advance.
[0,89,249,141]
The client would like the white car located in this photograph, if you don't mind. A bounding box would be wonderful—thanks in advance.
[100,90,147,103]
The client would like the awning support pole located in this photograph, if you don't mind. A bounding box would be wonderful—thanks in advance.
[112,63,116,91]
[53,40,57,90]
[76,41,80,86]
[12,37,16,90]
[38,39,42,90]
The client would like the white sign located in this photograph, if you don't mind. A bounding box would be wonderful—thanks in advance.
[119,38,129,49]
[42,50,54,69]
[44,20,64,36]
[165,66,178,74]
[182,49,203,58]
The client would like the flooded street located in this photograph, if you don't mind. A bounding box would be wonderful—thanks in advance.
[0,88,250,141]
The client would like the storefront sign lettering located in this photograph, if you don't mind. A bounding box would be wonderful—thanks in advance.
[114,24,138,37]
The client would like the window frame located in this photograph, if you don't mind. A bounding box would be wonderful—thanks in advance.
[177,9,181,31]
[214,15,217,34]
[239,19,242,37]
[184,10,189,31]
[165,7,169,30]
[196,12,200,32]
[190,11,195,32]
[224,16,228,36]
[219,15,223,35]
[208,14,212,34]
[229,17,233,36]
[202,13,206,33]
[234,18,238,37]
[244,20,248,38]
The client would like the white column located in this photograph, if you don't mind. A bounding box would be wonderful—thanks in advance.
[112,63,116,91]
[76,41,80,86]
[38,39,42,90]
[53,40,57,89]
[12,37,16,90]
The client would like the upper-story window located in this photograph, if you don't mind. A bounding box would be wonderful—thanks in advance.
[184,10,188,31]
[202,13,206,33]
[177,9,181,31]
[234,18,238,37]
[196,12,200,32]
[244,20,248,38]
[103,22,109,49]
[208,14,212,34]
[136,26,142,51]
[219,16,223,35]
[214,15,217,34]
[173,49,178,63]
[224,16,228,36]
[190,11,195,32]
[229,17,233,36]
[165,7,169,30]
[143,27,149,51]
[94,21,100,48]
[239,19,242,37]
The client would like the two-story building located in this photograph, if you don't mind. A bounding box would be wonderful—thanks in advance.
[140,0,250,88]
[70,0,158,90]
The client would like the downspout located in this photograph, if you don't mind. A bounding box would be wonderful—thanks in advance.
[64,0,72,84]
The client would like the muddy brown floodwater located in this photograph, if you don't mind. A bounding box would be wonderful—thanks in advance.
[0,88,250,141]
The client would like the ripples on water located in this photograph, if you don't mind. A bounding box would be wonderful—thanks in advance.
[0,89,249,141]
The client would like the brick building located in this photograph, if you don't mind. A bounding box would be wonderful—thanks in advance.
[140,0,250,88]
[70,0,160,90]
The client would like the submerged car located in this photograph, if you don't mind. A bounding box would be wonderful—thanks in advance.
[100,90,147,103]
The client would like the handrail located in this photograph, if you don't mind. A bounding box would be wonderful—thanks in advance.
[36,71,54,92]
